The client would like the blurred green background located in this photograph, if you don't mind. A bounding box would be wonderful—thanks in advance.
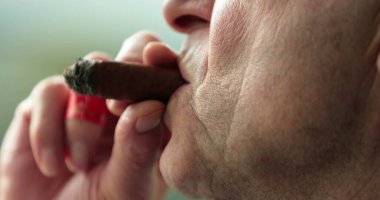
[0,0,188,199]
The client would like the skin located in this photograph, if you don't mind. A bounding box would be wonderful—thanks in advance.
[162,0,380,199]
[0,33,171,200]
[1,0,380,200]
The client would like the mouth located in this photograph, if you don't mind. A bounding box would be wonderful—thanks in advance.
[160,81,189,151]
[178,59,192,83]
[160,45,195,150]
[160,64,189,150]
[160,122,172,150]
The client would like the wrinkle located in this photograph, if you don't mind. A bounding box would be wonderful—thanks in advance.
[349,165,380,200]
[220,2,258,155]
[270,0,291,43]
[366,2,380,63]
[189,98,213,146]
[224,1,282,161]
[188,95,222,198]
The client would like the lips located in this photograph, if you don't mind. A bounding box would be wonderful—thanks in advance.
[177,61,191,83]
[160,122,172,150]
[160,36,205,149]
[161,79,190,151]
[160,73,188,151]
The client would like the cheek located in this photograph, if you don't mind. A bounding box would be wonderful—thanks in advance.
[192,0,256,145]
[161,86,222,196]
[202,0,369,178]
[209,0,253,63]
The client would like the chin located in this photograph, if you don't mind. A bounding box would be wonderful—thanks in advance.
[159,85,205,197]
[159,132,203,198]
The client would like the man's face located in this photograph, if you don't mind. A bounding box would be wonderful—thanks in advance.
[161,0,380,198]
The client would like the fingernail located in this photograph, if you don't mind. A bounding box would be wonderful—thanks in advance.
[41,148,58,176]
[135,111,162,133]
[106,99,114,108]
[71,142,88,171]
[65,158,76,173]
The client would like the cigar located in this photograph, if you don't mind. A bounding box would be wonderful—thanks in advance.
[63,58,186,102]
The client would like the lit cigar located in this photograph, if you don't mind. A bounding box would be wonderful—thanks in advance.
[63,58,186,102]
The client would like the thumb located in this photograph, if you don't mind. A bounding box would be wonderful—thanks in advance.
[143,41,178,69]
[102,100,165,200]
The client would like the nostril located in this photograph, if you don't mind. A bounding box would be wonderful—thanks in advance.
[173,15,208,33]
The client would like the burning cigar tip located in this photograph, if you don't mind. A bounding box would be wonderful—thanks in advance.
[63,58,97,95]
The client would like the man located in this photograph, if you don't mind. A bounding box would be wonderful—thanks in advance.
[1,0,380,199]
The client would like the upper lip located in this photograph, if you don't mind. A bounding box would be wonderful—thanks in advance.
[177,51,192,83]
[176,33,210,86]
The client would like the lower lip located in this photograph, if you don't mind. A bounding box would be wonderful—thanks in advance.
[179,63,192,83]
[161,83,189,150]
[160,123,171,150]
[169,83,188,100]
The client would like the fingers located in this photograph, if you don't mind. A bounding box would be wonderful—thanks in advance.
[0,100,32,200]
[106,99,133,117]
[115,31,160,63]
[102,100,165,200]
[1,100,32,169]
[82,51,113,61]
[29,76,70,177]
[65,52,113,172]
[108,31,161,116]
[143,41,179,69]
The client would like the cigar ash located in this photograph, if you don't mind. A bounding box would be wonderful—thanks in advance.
[64,58,97,95]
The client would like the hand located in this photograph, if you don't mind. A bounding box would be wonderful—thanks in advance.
[0,31,179,200]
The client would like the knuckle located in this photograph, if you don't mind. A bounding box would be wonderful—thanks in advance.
[30,121,45,142]
[114,117,135,142]
[132,144,158,160]
[14,99,31,118]
[127,147,156,169]
[33,76,67,98]
[135,30,160,41]
[107,106,124,117]
[84,51,112,61]
[124,30,160,45]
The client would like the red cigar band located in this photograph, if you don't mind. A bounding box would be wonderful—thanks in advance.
[66,90,109,126]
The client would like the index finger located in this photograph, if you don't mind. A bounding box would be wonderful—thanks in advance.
[107,31,161,116]
[29,76,70,176]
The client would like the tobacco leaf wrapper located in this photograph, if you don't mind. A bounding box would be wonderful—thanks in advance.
[64,58,186,102]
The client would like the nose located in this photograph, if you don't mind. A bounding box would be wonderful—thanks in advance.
[163,0,214,34]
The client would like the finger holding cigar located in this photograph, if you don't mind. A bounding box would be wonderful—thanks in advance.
[64,53,118,172]
[64,33,183,174]
[106,32,172,115]
[64,42,185,111]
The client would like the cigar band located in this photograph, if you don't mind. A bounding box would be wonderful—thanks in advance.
[66,90,109,126]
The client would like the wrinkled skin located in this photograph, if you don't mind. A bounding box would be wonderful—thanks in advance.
[161,0,380,199]
[2,0,380,200]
